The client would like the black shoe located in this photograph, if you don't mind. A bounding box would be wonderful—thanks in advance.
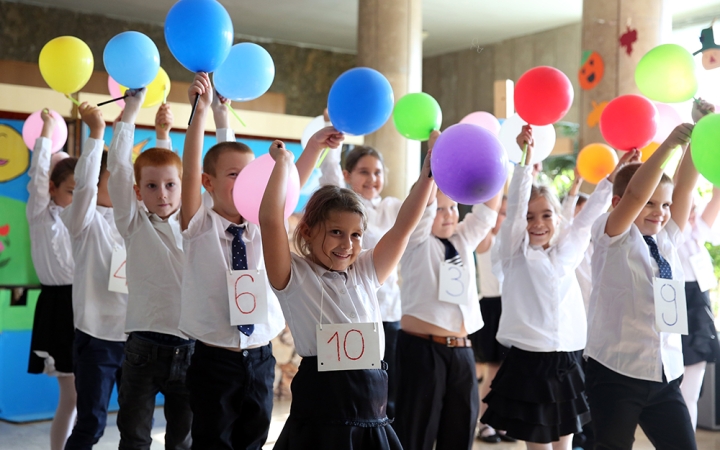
[498,433,517,443]
[477,427,501,443]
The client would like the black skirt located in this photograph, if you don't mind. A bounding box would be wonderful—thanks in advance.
[28,284,75,374]
[469,297,509,363]
[682,281,720,366]
[274,356,402,450]
[481,347,590,443]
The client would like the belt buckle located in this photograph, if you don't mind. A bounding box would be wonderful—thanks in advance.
[446,336,456,348]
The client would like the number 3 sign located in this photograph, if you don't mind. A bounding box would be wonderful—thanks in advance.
[316,323,381,372]
[653,278,688,335]
[226,270,269,326]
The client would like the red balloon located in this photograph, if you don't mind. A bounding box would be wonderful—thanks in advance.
[599,95,659,151]
[514,66,574,126]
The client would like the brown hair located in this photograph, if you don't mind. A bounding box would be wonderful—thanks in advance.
[529,184,562,217]
[293,185,368,259]
[49,157,78,187]
[612,163,673,198]
[203,142,253,176]
[134,148,182,183]
[344,145,385,173]
[576,193,588,207]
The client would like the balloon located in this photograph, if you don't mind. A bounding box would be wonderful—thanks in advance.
[652,102,683,144]
[576,143,619,185]
[635,44,698,103]
[214,43,275,101]
[164,0,234,73]
[514,66,574,126]
[38,36,94,94]
[328,67,394,136]
[107,76,126,108]
[430,123,508,205]
[691,114,720,186]
[233,154,300,225]
[118,68,171,108]
[22,110,68,154]
[459,112,501,136]
[392,92,442,141]
[103,31,160,89]
[640,141,660,163]
[600,95,658,151]
[498,114,556,164]
[301,115,330,149]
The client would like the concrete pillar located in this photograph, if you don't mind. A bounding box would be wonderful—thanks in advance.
[580,0,671,148]
[357,0,423,199]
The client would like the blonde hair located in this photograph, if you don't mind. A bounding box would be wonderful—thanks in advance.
[529,184,563,216]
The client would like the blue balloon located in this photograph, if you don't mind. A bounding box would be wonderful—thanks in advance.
[328,67,394,136]
[103,31,160,89]
[164,0,233,73]
[214,43,275,101]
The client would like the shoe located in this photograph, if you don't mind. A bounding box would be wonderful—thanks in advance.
[498,432,517,443]
[477,426,501,443]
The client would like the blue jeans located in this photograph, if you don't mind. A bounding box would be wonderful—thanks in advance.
[64,330,124,450]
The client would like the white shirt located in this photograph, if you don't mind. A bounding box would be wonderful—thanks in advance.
[107,122,187,338]
[495,165,612,353]
[272,251,383,357]
[561,194,593,311]
[61,138,127,342]
[678,215,719,284]
[319,147,403,322]
[179,202,285,348]
[476,236,501,298]
[585,213,685,382]
[400,201,497,334]
[26,137,74,285]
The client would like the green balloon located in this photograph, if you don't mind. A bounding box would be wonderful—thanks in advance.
[635,44,698,103]
[691,114,720,186]
[392,92,442,141]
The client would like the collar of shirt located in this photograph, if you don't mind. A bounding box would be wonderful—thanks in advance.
[303,255,350,282]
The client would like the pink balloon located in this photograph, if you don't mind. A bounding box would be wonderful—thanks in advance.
[233,154,300,225]
[22,110,68,153]
[459,111,501,136]
[107,76,126,108]
[653,102,682,143]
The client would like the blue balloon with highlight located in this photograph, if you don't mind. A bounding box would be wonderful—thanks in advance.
[103,31,160,89]
[214,43,275,101]
[328,67,394,136]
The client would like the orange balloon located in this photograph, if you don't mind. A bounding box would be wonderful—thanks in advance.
[640,141,660,162]
[577,143,619,184]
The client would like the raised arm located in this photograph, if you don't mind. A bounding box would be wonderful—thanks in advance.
[154,103,173,150]
[296,127,344,188]
[180,73,213,230]
[455,191,501,249]
[561,168,583,221]
[702,187,720,228]
[26,110,55,219]
[212,90,236,143]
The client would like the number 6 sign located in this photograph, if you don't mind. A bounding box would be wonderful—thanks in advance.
[226,270,269,326]
[653,277,688,335]
[316,323,381,372]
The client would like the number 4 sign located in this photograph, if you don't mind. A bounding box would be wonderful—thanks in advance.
[108,246,128,294]
[316,323,381,372]
[653,278,688,335]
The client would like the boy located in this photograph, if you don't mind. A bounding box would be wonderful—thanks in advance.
[62,103,127,449]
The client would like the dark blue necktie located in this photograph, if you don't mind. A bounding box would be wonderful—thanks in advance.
[643,235,673,280]
[227,225,254,336]
[439,238,462,266]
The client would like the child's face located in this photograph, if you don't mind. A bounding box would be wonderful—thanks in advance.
[491,198,507,235]
[50,175,75,208]
[134,165,181,220]
[526,195,556,249]
[343,155,384,200]
[97,170,112,208]
[304,211,364,271]
[203,152,254,222]
[634,183,674,236]
[431,191,459,239]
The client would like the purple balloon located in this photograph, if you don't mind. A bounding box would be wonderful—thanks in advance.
[430,123,508,204]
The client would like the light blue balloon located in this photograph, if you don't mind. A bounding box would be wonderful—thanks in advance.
[103,31,160,89]
[328,67,394,136]
[164,0,233,73]
[213,43,276,101]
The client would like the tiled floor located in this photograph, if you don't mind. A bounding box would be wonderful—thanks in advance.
[1,401,719,449]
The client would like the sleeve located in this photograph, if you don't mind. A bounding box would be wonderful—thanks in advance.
[694,216,720,246]
[561,194,578,223]
[356,249,381,291]
[60,137,103,237]
[455,203,498,250]
[107,122,138,238]
[318,147,344,188]
[216,128,236,143]
[498,165,533,261]
[594,212,632,249]
[664,219,684,246]
[406,200,436,250]
[26,137,53,220]
[155,138,172,150]
[181,202,213,241]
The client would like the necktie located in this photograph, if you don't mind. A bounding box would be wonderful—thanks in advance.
[439,238,462,266]
[227,225,254,336]
[643,235,673,280]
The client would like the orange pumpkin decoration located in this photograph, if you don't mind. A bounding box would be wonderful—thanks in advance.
[578,51,604,90]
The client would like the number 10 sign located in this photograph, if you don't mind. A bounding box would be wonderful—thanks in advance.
[316,323,381,372]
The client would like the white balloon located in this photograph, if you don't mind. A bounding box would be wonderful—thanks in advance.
[498,114,556,164]
[301,115,332,149]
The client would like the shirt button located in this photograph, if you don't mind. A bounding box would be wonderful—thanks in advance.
[349,312,357,319]
[242,350,249,357]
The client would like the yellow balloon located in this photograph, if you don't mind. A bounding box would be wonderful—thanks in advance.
[39,36,94,95]
[640,141,660,162]
[577,143,619,185]
[121,67,171,108]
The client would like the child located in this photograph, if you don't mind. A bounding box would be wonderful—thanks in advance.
[26,109,77,450]
[481,126,629,450]
[561,171,593,310]
[259,129,434,450]
[107,90,194,450]
[584,119,700,450]
[61,103,127,449]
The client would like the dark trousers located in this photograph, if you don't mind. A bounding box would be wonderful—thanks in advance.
[117,333,194,450]
[394,331,478,450]
[383,320,400,419]
[64,330,125,450]
[186,341,275,450]
[586,358,696,450]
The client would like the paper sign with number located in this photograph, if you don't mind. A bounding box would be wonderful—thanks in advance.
[316,322,381,372]
[108,246,128,294]
[653,278,688,335]
[689,252,717,293]
[438,261,469,305]
[226,270,268,326]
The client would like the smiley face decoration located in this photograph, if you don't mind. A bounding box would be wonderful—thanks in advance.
[694,24,720,70]
[579,51,605,90]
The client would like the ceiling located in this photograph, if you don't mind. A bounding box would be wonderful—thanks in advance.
[7,0,720,56]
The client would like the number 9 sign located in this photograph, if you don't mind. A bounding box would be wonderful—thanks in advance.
[316,323,382,371]
[652,278,688,335]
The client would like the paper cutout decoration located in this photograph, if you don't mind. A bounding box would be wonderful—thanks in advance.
[579,51,605,90]
[619,26,638,56]
[586,100,609,128]
[693,25,720,70]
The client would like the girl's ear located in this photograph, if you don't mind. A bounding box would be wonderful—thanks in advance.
[48,180,57,197]
[342,169,351,184]
[299,222,313,241]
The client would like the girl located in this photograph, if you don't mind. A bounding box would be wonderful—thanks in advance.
[482,126,632,450]
[259,137,434,449]
[26,109,78,450]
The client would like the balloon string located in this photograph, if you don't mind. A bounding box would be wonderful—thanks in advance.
[226,104,247,127]
[188,93,200,126]
[162,84,168,105]
[660,145,679,170]
[315,148,329,169]
[65,94,81,107]
[98,94,128,107]
[521,143,529,166]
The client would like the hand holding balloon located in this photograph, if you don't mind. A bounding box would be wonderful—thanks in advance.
[79,103,106,140]
[663,124,694,151]
[122,88,147,125]
[427,130,441,178]
[40,109,56,140]
[307,127,344,153]
[692,98,715,124]
[516,125,534,166]
[211,90,231,129]
[155,104,174,139]
[269,140,293,164]
[188,73,213,111]
[608,149,640,183]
